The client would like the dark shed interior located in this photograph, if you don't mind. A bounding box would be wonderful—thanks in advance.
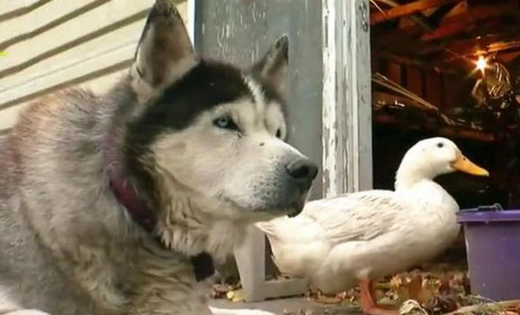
[370,0,520,210]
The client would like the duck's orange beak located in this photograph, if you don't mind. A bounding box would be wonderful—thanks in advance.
[451,152,489,176]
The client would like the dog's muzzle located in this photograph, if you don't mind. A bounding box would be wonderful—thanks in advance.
[278,157,318,217]
[285,158,318,191]
[250,154,318,217]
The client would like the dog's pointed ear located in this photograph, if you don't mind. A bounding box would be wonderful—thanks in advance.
[131,0,196,98]
[250,35,289,93]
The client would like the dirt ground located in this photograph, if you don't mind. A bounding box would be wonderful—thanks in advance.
[209,240,471,315]
[209,297,363,315]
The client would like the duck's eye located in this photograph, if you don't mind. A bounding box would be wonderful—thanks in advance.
[214,116,238,130]
[437,142,444,148]
[276,128,282,138]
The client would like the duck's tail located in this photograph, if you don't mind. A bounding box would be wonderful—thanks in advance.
[255,215,324,277]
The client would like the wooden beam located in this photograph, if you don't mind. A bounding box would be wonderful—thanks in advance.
[406,66,424,96]
[373,2,520,59]
[371,0,463,25]
[440,1,519,25]
[371,0,435,31]
[425,1,460,25]
[436,41,520,69]
[420,24,520,58]
[374,52,425,67]
[498,51,520,63]
[421,22,473,41]
[374,1,518,41]
[373,114,495,142]
[424,69,443,108]
[387,62,403,85]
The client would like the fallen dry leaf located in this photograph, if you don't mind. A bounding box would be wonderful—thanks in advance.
[226,289,245,302]
[210,281,242,299]
[389,272,438,305]
[399,299,429,315]
[444,299,520,315]
[305,286,358,305]
[423,295,459,314]
[220,260,514,315]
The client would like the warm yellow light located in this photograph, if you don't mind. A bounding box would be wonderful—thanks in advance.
[476,55,488,72]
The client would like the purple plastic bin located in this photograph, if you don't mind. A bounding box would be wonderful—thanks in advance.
[458,208,520,301]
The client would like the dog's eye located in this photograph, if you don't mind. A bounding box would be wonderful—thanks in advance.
[437,142,444,148]
[276,128,282,138]
[214,116,238,130]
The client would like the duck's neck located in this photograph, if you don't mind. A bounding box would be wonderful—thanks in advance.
[394,166,436,191]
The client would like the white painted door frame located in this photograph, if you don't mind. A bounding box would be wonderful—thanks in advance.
[322,0,373,196]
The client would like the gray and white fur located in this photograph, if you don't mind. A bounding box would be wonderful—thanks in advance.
[0,1,318,315]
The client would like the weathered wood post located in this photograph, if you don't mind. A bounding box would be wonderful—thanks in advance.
[322,0,373,196]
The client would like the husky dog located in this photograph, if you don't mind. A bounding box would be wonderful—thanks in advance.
[0,1,318,315]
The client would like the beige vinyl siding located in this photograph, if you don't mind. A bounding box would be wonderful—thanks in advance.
[0,0,188,131]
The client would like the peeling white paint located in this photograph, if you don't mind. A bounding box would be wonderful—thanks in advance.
[322,0,338,198]
[322,0,372,197]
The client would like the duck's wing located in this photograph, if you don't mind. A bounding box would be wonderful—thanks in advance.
[302,190,405,244]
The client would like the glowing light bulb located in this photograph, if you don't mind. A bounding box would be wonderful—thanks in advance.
[476,55,487,72]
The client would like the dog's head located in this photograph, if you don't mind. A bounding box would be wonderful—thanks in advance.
[125,0,318,221]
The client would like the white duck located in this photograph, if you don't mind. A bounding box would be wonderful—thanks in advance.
[256,137,488,315]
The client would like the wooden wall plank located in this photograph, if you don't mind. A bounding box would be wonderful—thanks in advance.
[0,0,188,132]
[424,69,443,107]
[406,66,424,96]
[0,0,52,22]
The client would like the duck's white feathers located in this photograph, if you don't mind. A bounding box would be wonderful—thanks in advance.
[257,181,460,293]
[302,190,402,244]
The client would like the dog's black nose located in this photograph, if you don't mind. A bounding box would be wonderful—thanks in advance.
[285,158,318,183]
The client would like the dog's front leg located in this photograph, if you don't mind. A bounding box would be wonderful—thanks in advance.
[209,306,276,315]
